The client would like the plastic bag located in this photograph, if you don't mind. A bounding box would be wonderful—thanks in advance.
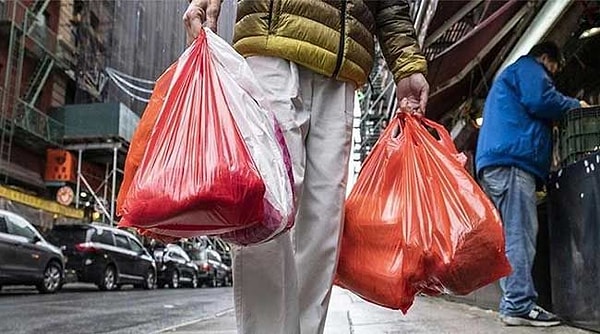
[119,29,294,245]
[116,63,176,216]
[206,28,295,244]
[335,113,511,313]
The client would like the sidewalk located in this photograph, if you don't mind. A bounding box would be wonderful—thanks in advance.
[164,287,593,334]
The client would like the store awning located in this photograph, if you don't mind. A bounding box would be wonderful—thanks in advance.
[425,0,534,120]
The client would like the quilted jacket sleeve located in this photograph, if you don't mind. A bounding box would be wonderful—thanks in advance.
[374,0,428,82]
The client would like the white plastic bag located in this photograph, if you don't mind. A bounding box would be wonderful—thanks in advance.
[204,28,295,244]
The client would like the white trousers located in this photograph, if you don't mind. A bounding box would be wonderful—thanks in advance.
[233,56,355,334]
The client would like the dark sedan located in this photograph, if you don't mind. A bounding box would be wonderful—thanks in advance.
[0,210,64,293]
[154,244,199,289]
[188,247,231,287]
[48,224,156,291]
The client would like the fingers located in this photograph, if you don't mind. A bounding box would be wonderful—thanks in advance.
[205,0,221,32]
[399,97,410,112]
[183,6,204,45]
[419,84,429,114]
[395,73,430,115]
[184,0,219,44]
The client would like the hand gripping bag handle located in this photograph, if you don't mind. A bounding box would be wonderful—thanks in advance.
[399,112,466,166]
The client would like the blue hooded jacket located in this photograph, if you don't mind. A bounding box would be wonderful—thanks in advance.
[475,56,580,180]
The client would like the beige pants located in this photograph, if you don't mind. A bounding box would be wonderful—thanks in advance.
[233,56,355,334]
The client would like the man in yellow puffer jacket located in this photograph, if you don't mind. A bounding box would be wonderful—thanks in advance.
[184,1,429,333]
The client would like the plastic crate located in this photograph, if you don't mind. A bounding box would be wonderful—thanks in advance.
[558,107,600,167]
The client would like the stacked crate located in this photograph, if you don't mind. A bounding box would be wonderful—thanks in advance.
[558,107,600,167]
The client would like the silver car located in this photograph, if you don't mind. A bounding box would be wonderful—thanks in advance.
[0,210,64,293]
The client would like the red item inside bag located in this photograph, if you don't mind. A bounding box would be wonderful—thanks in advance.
[335,113,511,313]
[119,32,265,235]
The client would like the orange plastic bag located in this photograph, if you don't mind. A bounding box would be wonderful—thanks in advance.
[335,113,511,313]
[116,63,176,216]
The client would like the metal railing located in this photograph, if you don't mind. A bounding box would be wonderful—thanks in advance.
[1,0,63,64]
[1,0,66,146]
[13,99,63,145]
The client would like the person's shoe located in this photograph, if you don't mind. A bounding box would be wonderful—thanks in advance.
[500,306,561,327]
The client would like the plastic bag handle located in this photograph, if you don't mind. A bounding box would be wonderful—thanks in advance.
[409,113,460,155]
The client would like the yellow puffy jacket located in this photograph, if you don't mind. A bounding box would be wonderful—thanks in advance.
[233,0,427,87]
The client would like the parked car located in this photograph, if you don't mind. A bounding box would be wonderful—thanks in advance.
[187,247,231,287]
[0,210,64,294]
[47,224,156,291]
[153,244,199,289]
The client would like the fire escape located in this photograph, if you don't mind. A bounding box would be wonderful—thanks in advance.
[351,0,541,176]
[351,0,436,169]
[0,0,68,183]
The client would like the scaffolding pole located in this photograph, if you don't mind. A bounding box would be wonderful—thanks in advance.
[111,146,117,226]
[66,142,123,225]
[75,149,82,208]
[103,162,110,224]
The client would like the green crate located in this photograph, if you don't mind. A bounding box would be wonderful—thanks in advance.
[558,107,600,167]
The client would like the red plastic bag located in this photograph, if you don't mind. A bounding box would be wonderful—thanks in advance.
[335,113,511,313]
[119,31,266,239]
[119,29,294,245]
[116,63,176,216]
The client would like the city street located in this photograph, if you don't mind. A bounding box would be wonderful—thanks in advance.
[0,284,595,334]
[0,284,233,334]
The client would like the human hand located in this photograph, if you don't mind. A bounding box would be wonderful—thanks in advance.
[183,0,222,45]
[580,100,590,108]
[396,73,429,114]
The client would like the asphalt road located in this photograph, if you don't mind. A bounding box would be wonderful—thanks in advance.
[0,283,233,334]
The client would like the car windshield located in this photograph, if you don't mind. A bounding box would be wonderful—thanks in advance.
[47,227,89,246]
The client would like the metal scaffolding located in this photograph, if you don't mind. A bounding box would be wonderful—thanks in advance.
[0,0,69,182]
[65,141,126,225]
[0,0,181,223]
[351,0,432,171]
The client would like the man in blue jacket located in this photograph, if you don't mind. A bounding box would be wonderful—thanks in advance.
[476,42,589,327]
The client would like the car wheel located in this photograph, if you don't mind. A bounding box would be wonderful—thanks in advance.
[143,269,156,290]
[191,272,198,289]
[210,272,218,288]
[169,270,179,289]
[99,265,118,291]
[37,262,62,294]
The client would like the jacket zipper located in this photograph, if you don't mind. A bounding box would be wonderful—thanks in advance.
[267,0,275,32]
[332,0,347,77]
